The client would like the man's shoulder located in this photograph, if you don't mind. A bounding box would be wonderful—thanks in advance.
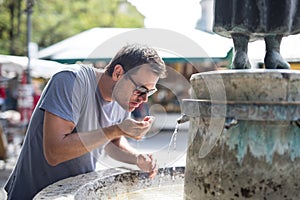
[53,64,96,79]
[58,64,92,73]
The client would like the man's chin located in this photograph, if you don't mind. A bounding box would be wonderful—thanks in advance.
[128,107,136,112]
[128,102,140,111]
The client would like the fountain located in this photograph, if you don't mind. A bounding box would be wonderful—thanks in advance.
[181,1,300,198]
[183,69,300,199]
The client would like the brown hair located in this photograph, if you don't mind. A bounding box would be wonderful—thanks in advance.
[105,43,167,78]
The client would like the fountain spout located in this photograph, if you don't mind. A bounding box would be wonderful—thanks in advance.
[177,114,190,124]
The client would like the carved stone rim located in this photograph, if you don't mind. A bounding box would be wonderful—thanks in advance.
[183,99,300,105]
[182,99,300,121]
[191,69,300,78]
[34,167,185,200]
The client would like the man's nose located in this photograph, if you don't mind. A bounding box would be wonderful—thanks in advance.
[138,94,148,102]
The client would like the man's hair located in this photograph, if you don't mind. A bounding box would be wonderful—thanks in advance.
[105,44,167,78]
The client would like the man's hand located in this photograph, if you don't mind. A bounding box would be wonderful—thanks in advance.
[136,154,158,179]
[118,116,155,140]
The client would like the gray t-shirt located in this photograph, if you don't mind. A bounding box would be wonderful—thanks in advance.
[5,64,130,200]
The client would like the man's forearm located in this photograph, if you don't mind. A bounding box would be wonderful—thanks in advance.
[44,125,121,166]
[104,137,138,165]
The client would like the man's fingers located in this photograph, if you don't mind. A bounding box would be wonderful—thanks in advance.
[143,116,155,122]
[149,164,158,179]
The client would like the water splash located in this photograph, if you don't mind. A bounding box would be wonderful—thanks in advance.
[158,169,165,189]
[168,123,180,154]
[159,122,181,188]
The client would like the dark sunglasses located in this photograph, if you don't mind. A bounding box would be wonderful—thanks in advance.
[127,74,157,97]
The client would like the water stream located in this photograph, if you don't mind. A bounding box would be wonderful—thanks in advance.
[167,122,180,153]
[110,121,186,199]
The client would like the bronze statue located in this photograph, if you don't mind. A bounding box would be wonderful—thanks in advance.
[213,0,300,69]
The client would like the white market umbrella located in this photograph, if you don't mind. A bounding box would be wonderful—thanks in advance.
[0,55,65,79]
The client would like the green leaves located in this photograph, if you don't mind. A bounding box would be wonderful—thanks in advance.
[0,0,144,55]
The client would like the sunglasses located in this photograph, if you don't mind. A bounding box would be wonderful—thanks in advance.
[127,74,157,97]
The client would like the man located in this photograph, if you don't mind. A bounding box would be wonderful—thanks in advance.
[5,44,167,199]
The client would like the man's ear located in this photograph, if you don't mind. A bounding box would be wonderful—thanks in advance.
[112,64,124,81]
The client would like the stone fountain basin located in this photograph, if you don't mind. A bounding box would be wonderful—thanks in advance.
[190,69,300,102]
[34,167,185,200]
[182,69,300,199]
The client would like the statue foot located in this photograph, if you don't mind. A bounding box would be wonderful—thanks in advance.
[232,51,251,69]
[264,50,290,69]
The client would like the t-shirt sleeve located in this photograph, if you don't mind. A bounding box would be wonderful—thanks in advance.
[39,71,82,124]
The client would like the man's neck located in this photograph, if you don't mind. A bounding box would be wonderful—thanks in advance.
[97,72,113,102]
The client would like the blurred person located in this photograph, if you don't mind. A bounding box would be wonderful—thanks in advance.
[32,82,42,110]
[0,84,6,111]
[4,44,167,200]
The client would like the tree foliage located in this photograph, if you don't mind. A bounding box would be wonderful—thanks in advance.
[0,0,144,55]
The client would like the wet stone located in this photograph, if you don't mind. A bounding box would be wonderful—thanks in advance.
[183,70,300,200]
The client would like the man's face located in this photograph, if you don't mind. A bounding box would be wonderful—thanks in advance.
[112,65,159,112]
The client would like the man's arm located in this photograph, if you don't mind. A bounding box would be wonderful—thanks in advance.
[43,111,154,166]
[103,116,155,166]
[43,111,120,166]
[104,137,138,165]
[104,136,158,178]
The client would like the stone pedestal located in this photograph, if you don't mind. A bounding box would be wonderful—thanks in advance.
[183,70,300,199]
